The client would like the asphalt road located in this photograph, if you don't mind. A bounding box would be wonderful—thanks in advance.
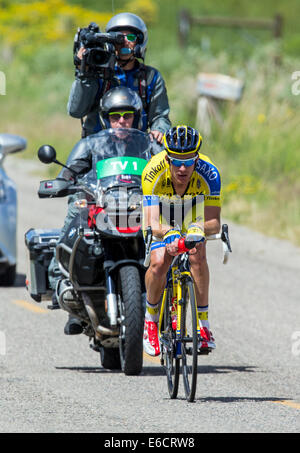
[0,155,300,433]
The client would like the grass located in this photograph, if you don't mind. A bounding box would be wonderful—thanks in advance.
[1,0,300,246]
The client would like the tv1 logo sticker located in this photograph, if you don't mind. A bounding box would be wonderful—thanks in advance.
[291,71,300,95]
[0,331,6,355]
[0,71,6,95]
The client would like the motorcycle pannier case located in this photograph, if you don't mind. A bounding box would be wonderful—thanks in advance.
[25,228,61,302]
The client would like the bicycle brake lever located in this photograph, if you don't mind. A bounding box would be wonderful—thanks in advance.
[221,224,232,252]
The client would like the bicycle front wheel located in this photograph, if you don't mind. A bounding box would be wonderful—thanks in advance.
[181,280,198,402]
[162,285,180,399]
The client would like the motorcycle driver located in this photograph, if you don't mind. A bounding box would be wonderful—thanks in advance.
[48,86,150,334]
[68,12,171,143]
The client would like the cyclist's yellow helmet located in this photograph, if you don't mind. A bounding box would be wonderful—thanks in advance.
[163,125,202,156]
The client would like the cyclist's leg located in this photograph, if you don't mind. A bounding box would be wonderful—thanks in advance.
[143,242,173,356]
[188,242,209,307]
[145,243,173,308]
[188,243,215,349]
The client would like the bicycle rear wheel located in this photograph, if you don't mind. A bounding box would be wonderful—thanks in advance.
[162,285,180,399]
[181,280,198,402]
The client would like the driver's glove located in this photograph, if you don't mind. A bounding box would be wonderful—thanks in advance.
[186,223,205,244]
[163,228,181,245]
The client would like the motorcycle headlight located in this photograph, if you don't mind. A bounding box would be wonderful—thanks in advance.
[127,190,142,211]
[128,200,142,211]
[74,199,88,209]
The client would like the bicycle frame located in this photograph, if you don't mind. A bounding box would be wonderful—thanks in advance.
[158,224,232,353]
[155,224,231,401]
[158,254,201,354]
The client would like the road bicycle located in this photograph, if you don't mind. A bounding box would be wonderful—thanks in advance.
[154,224,231,402]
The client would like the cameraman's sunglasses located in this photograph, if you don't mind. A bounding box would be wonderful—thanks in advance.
[109,111,134,121]
[123,33,137,42]
[168,155,198,167]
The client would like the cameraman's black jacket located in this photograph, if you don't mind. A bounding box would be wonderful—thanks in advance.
[67,61,171,137]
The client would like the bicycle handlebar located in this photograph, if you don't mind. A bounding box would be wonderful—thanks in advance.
[143,224,232,267]
[177,224,232,263]
[177,238,196,254]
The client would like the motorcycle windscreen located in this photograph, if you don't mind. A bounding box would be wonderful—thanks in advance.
[90,128,151,189]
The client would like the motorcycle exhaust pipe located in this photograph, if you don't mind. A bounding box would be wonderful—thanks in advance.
[81,292,118,338]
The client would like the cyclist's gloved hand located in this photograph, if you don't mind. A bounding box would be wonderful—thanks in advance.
[186,223,205,245]
[163,228,181,245]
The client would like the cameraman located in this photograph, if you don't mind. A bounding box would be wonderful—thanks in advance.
[68,12,171,143]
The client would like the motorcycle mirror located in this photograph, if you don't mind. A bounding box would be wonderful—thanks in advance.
[38,145,57,164]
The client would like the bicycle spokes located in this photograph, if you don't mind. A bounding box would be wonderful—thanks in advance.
[180,281,198,402]
[161,285,179,399]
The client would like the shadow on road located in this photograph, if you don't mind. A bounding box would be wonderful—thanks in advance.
[197,365,257,374]
[140,366,166,376]
[195,396,288,404]
[55,365,257,377]
[55,365,167,376]
[141,364,257,377]
[55,366,122,374]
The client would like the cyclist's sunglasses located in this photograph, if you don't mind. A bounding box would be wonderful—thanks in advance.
[168,155,198,167]
[123,33,137,42]
[108,111,134,121]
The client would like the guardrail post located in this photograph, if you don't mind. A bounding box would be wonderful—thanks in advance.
[178,9,191,47]
[273,14,283,38]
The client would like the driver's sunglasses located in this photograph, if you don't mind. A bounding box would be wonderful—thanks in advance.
[168,155,198,167]
[123,33,137,42]
[109,111,134,121]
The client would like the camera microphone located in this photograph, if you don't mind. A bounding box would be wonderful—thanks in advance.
[120,48,132,55]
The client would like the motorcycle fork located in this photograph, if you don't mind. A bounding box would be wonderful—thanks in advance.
[104,265,118,328]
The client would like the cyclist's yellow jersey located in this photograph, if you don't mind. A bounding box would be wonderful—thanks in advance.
[142,150,221,232]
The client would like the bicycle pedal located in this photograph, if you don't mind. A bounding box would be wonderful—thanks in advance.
[198,347,212,355]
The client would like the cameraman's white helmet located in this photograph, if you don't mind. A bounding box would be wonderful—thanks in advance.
[106,12,148,60]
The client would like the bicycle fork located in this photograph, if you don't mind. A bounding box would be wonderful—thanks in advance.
[159,271,202,361]
[176,276,202,357]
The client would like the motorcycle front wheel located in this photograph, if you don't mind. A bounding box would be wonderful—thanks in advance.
[118,266,144,376]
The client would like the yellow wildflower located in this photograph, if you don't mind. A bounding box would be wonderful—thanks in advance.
[257,113,266,124]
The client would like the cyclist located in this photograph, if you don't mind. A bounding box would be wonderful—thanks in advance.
[68,12,171,142]
[142,125,221,356]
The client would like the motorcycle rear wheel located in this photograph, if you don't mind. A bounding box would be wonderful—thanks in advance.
[118,266,144,376]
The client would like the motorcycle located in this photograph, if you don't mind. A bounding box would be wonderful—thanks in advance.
[25,129,151,375]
